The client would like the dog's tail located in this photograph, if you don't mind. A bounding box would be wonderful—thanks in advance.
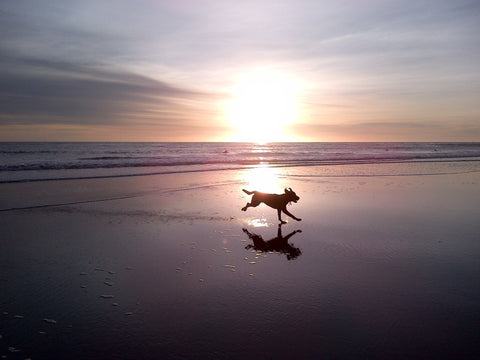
[242,189,254,195]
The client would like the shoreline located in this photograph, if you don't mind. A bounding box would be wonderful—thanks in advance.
[2,159,479,210]
[2,157,480,185]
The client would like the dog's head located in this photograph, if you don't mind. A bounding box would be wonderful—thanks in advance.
[284,187,300,203]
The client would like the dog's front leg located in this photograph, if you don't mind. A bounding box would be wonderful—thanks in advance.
[277,209,287,224]
[282,208,302,221]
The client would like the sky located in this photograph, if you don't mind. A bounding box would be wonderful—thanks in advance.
[0,0,479,142]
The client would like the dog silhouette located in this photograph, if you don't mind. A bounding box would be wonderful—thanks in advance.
[241,188,301,224]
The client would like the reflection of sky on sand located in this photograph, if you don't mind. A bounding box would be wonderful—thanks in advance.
[1,164,478,359]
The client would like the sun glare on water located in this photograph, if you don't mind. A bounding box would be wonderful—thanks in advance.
[227,71,300,143]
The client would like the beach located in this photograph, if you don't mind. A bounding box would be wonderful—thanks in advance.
[2,0,480,356]
[1,160,479,359]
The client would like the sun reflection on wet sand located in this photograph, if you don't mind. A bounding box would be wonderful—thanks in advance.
[242,164,285,194]
[247,218,269,227]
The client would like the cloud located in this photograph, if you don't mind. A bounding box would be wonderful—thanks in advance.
[0,55,223,130]
[290,118,480,142]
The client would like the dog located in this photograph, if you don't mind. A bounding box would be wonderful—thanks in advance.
[241,188,302,224]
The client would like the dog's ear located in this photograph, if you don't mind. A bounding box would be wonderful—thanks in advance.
[288,187,293,192]
[284,188,288,193]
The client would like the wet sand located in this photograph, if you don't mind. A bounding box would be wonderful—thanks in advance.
[1,163,479,359]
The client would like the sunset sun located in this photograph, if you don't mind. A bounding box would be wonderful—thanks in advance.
[227,71,300,143]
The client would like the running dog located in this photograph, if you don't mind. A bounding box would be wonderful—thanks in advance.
[241,188,302,224]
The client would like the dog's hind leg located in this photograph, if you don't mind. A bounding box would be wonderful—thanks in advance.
[241,196,261,211]
[242,201,259,211]
[241,203,251,211]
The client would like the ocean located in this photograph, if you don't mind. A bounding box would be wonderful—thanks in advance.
[1,142,480,183]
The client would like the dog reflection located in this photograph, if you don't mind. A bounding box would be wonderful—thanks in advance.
[242,225,302,260]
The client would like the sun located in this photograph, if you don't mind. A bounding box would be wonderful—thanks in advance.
[226,70,300,143]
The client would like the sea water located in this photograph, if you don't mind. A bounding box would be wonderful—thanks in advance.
[1,142,480,183]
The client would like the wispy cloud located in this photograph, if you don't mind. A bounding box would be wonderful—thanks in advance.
[0,55,223,128]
